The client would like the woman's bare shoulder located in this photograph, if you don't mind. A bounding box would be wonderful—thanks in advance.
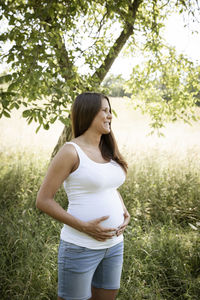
[58,142,78,160]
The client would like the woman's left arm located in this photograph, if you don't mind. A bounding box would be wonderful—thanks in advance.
[116,190,130,236]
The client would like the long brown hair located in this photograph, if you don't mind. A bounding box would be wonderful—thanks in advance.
[71,92,128,173]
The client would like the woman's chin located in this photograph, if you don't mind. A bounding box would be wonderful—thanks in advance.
[103,128,111,134]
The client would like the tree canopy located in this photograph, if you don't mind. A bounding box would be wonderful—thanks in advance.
[125,46,200,133]
[0,0,200,135]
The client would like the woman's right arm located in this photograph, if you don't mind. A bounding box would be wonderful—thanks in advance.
[36,144,115,241]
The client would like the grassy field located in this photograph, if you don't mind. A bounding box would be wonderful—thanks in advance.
[1,98,200,299]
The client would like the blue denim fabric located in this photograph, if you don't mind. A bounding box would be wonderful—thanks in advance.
[58,240,124,300]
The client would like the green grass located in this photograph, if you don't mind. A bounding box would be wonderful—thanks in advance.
[0,148,200,300]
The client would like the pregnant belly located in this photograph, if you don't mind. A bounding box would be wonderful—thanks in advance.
[68,191,124,229]
[99,207,124,229]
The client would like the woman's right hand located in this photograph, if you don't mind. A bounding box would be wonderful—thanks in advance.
[82,216,116,241]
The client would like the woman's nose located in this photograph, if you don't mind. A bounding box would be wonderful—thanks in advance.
[108,112,112,119]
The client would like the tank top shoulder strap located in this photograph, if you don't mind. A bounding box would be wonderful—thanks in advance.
[65,141,85,162]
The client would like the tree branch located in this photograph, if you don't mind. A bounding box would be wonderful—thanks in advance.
[92,0,142,83]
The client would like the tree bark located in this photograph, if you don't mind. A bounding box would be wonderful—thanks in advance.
[51,122,72,159]
[51,0,142,158]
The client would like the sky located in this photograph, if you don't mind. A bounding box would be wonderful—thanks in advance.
[109,13,200,78]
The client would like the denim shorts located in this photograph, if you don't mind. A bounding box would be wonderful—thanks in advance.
[57,239,124,300]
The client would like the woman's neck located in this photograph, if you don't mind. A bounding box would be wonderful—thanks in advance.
[77,131,101,148]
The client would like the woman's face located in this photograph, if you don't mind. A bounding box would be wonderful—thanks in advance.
[90,98,112,134]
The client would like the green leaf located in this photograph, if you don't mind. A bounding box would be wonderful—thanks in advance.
[9,102,19,110]
[59,116,68,125]
[0,74,12,84]
[22,110,30,118]
[14,102,20,109]
[111,109,118,118]
[27,117,33,125]
[38,114,43,124]
[7,82,17,92]
[50,116,57,124]
[43,123,50,130]
[36,124,41,133]
[3,110,11,118]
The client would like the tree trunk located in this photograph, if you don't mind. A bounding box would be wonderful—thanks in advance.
[51,122,72,159]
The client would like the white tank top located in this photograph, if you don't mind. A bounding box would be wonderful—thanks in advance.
[60,141,126,249]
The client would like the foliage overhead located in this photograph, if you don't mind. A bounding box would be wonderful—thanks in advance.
[0,0,200,131]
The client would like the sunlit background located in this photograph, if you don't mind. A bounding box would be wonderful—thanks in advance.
[1,97,200,160]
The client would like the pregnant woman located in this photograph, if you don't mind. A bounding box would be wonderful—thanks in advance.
[36,92,130,300]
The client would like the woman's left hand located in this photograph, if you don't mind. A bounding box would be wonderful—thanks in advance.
[116,210,130,236]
